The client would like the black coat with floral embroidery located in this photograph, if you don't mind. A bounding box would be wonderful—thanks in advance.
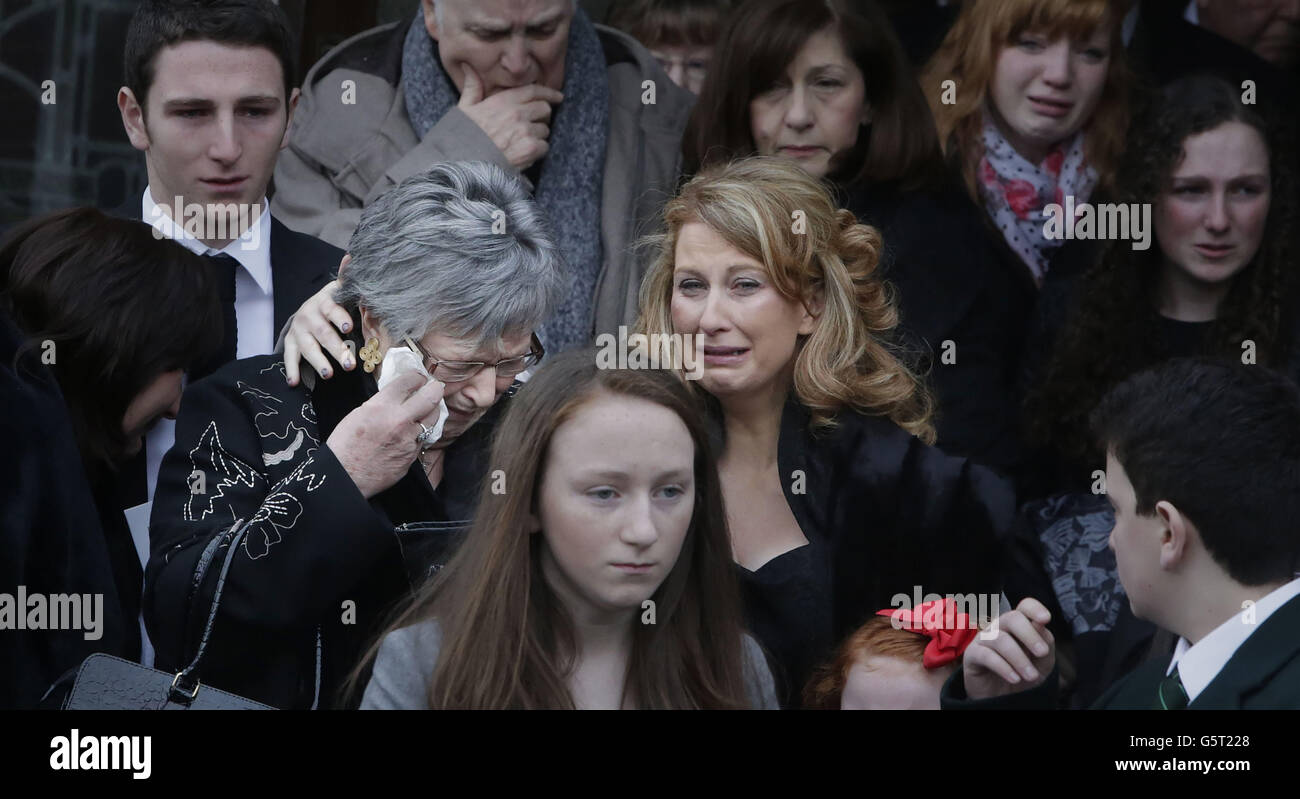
[143,340,504,709]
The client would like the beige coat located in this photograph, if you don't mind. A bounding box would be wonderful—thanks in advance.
[272,20,693,338]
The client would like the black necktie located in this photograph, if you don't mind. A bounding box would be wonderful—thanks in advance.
[194,253,239,381]
[1153,666,1189,710]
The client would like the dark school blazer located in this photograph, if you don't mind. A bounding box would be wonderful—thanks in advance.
[940,593,1300,709]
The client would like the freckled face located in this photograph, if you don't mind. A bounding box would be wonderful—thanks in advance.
[537,393,696,622]
[988,25,1111,163]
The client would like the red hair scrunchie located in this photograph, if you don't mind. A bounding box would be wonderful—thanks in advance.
[876,598,980,670]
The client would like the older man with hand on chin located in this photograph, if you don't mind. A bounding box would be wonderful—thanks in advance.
[273,0,693,369]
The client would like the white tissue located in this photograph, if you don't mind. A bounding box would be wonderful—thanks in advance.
[376,346,449,444]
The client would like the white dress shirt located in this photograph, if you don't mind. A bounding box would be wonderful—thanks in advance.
[131,188,278,665]
[1167,576,1300,702]
[141,187,276,500]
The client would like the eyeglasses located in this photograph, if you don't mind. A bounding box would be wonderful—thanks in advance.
[403,333,544,383]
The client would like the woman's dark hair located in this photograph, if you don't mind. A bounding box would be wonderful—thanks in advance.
[1025,74,1298,474]
[606,0,734,47]
[351,349,753,708]
[682,0,942,188]
[0,208,222,465]
[1092,358,1300,586]
[124,0,297,112]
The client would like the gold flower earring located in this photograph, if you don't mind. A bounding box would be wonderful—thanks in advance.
[359,338,382,373]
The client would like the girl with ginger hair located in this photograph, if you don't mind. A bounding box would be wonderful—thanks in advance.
[637,156,1013,707]
[922,0,1133,289]
[804,599,982,709]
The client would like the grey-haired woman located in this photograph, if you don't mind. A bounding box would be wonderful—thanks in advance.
[144,162,566,709]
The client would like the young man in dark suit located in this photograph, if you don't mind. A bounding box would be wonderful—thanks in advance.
[944,358,1300,709]
[110,0,342,661]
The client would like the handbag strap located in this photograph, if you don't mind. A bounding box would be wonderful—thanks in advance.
[170,518,251,703]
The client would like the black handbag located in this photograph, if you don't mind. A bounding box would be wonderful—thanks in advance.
[63,518,274,710]
[393,519,470,587]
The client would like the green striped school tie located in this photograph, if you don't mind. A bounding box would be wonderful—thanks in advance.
[1153,666,1189,710]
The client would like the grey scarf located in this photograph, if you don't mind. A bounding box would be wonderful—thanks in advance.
[402,10,609,353]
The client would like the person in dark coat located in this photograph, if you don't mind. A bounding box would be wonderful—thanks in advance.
[682,0,1025,473]
[1009,74,1298,708]
[144,162,567,709]
[1128,0,1298,107]
[0,209,221,708]
[635,157,1014,708]
[943,359,1300,710]
[111,4,345,638]
[1021,73,1297,503]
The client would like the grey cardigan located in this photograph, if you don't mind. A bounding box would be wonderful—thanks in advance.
[360,620,780,709]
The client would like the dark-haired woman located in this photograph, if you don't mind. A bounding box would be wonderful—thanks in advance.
[1023,73,1297,500]
[1012,74,1298,707]
[0,208,220,708]
[684,0,1025,472]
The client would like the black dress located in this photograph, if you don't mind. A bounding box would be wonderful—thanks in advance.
[144,310,503,709]
[736,542,833,710]
[727,395,1016,708]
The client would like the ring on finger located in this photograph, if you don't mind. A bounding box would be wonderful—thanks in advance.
[415,421,437,450]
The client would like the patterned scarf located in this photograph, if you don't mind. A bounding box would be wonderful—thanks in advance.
[402,10,609,352]
[978,113,1097,285]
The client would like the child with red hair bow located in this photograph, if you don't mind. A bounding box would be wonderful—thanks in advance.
[804,598,983,709]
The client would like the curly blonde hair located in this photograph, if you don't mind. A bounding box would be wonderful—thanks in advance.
[635,156,935,441]
[921,0,1132,203]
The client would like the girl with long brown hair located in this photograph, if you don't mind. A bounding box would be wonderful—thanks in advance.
[359,349,776,709]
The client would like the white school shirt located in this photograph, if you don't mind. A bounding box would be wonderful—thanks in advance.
[130,189,276,664]
[140,187,275,501]
[1166,576,1300,702]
